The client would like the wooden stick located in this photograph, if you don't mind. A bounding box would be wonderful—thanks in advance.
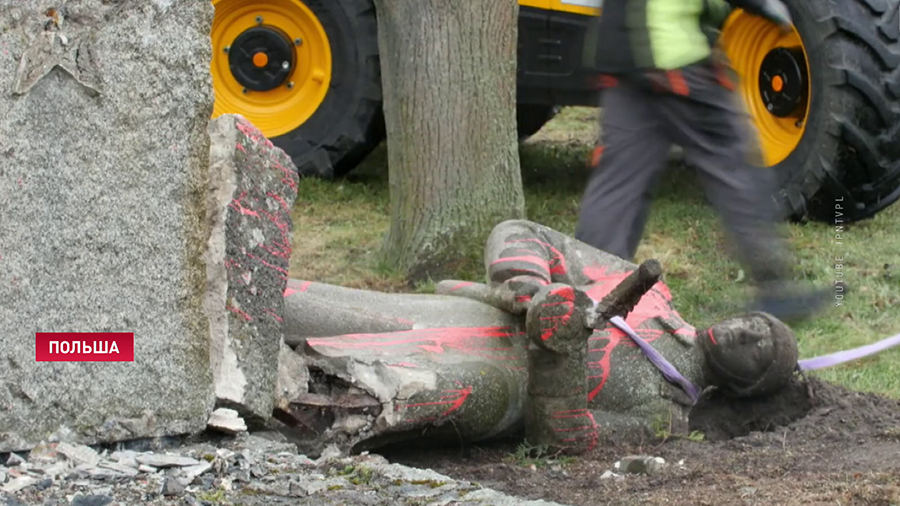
[585,259,663,329]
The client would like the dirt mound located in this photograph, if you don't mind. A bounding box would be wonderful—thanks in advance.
[690,373,900,443]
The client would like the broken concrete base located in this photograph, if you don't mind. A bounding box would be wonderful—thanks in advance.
[204,114,300,423]
[276,340,309,411]
[277,281,528,456]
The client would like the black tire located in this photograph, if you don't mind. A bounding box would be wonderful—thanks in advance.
[774,0,900,222]
[270,0,385,179]
[517,104,560,140]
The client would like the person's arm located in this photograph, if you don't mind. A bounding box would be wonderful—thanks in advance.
[703,0,733,29]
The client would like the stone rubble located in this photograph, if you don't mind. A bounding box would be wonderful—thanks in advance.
[0,434,568,505]
[207,408,249,436]
[613,455,667,476]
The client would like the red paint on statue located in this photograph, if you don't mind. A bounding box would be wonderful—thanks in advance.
[539,286,575,341]
[490,255,552,276]
[283,280,312,297]
[307,326,524,361]
[400,382,473,420]
[447,282,475,291]
[580,264,696,401]
[552,408,599,451]
[504,238,568,276]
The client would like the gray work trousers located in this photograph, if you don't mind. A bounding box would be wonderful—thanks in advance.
[575,61,793,285]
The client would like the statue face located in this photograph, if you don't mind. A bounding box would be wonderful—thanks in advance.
[700,312,799,397]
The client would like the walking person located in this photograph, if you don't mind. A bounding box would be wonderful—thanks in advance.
[576,0,829,322]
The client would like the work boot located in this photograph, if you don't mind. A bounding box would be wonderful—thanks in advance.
[748,281,832,324]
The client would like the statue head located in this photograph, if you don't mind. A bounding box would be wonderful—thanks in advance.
[698,312,799,398]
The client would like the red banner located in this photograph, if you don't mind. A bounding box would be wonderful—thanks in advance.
[35,333,134,362]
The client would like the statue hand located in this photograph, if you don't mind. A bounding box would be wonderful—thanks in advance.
[435,276,545,315]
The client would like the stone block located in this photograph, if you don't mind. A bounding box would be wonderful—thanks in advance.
[0,0,216,452]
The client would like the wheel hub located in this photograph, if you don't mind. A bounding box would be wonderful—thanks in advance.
[758,47,808,118]
[228,25,296,92]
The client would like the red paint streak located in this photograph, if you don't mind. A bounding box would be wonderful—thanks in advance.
[551,409,599,451]
[267,192,291,212]
[447,281,475,292]
[236,118,275,149]
[236,143,246,153]
[490,255,551,275]
[226,305,252,321]
[387,362,419,368]
[539,286,576,341]
[515,295,532,303]
[233,118,298,193]
[395,317,415,325]
[245,252,289,275]
[508,267,553,279]
[261,241,292,259]
[308,326,524,362]
[581,264,695,401]
[229,192,259,217]
[707,328,717,345]
[402,382,473,418]
[263,308,283,322]
[259,204,294,262]
[505,238,568,276]
[284,280,312,297]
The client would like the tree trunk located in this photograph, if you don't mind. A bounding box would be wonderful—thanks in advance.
[374,0,526,282]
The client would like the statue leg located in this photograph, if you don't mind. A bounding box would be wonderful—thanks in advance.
[484,219,639,288]
[278,280,529,455]
[436,220,641,312]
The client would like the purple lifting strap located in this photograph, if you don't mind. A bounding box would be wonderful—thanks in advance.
[798,331,900,371]
[609,316,702,404]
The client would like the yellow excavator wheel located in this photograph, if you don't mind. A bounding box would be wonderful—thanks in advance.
[210,0,332,139]
[720,10,811,167]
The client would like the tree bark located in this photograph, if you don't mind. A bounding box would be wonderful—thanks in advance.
[374,0,527,282]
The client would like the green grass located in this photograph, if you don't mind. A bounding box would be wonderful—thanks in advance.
[503,440,577,468]
[289,106,900,399]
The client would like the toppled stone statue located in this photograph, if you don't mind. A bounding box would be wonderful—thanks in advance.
[276,220,799,456]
